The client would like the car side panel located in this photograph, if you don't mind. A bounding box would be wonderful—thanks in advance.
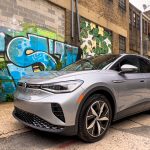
[113,73,146,111]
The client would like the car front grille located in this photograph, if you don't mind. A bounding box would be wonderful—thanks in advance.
[14,107,64,131]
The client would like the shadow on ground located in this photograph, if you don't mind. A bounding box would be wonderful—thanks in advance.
[0,111,150,150]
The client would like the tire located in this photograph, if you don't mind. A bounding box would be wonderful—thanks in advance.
[78,94,112,143]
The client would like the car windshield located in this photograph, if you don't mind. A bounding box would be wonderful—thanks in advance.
[62,55,120,71]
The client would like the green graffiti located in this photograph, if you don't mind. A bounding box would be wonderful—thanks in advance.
[6,94,14,102]
[80,18,112,57]
[7,23,64,42]
[0,61,7,70]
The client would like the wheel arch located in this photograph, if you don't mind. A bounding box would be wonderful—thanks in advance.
[75,86,117,133]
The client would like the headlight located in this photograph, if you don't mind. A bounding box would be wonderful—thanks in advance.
[41,80,84,93]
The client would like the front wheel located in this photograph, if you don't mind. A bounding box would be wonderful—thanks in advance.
[78,94,112,143]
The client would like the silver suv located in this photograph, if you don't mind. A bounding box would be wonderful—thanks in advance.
[13,54,150,143]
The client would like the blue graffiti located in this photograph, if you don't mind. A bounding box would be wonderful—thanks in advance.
[0,32,5,51]
[49,39,54,54]
[65,44,78,66]
[54,42,78,67]
[0,69,16,101]
[7,34,57,69]
[0,32,79,102]
[7,64,33,84]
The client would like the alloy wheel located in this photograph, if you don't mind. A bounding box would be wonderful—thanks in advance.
[86,100,110,137]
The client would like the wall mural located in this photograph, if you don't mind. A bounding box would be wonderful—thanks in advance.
[80,18,112,57]
[0,24,79,102]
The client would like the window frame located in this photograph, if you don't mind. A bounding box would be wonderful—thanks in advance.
[119,35,126,54]
[129,8,132,26]
[133,12,136,27]
[144,20,148,34]
[136,15,140,30]
[111,55,140,73]
[138,57,150,73]
[119,0,126,11]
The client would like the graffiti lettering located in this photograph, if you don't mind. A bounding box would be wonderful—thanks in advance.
[0,26,79,101]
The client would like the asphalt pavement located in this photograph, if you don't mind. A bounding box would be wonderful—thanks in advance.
[0,103,150,150]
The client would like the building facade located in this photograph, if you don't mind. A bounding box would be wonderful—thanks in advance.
[144,10,150,56]
[0,0,129,101]
[145,10,150,19]
[55,0,130,55]
[129,3,150,56]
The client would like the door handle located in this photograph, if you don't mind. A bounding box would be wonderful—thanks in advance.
[140,80,145,83]
[112,80,125,83]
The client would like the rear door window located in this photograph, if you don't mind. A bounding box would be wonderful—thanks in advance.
[138,58,150,73]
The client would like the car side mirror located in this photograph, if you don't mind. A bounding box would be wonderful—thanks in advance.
[119,64,138,74]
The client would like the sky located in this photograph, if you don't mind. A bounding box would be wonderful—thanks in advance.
[130,0,150,12]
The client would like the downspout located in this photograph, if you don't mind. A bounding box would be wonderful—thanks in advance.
[75,0,80,41]
[71,0,74,39]
[140,11,143,56]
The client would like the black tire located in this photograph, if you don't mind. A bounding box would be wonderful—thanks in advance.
[78,94,112,143]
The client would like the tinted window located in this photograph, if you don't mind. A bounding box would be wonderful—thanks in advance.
[62,55,119,71]
[111,56,140,72]
[62,59,95,71]
[139,58,150,73]
[93,55,119,69]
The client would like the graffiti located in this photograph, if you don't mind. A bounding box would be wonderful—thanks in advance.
[0,58,16,101]
[6,23,65,42]
[0,33,5,51]
[7,34,57,70]
[0,24,79,102]
[80,18,112,57]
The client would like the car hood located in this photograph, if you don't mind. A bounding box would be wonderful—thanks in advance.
[20,70,101,84]
[22,71,74,79]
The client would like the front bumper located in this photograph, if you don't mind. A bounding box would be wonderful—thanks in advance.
[13,107,64,132]
[13,107,76,135]
[13,86,84,135]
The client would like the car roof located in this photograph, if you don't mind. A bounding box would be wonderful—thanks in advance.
[120,53,150,61]
[85,53,150,61]
[85,54,150,64]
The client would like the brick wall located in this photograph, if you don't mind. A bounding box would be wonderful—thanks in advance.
[48,0,129,54]
[79,0,129,32]
[130,3,150,56]
[79,0,129,53]
[65,9,80,47]
[0,0,65,40]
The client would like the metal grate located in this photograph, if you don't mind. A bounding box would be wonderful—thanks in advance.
[14,107,64,131]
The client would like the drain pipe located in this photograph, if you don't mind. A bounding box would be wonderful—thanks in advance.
[140,11,143,56]
[71,0,74,39]
[75,0,80,41]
